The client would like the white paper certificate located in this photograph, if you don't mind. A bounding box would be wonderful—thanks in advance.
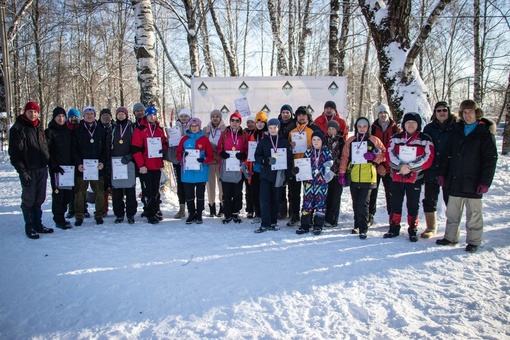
[234,97,251,117]
[399,146,417,163]
[57,165,75,187]
[295,158,313,181]
[184,149,201,170]
[291,132,308,154]
[112,158,128,180]
[147,137,162,158]
[83,159,98,181]
[226,151,240,171]
[271,148,288,170]
[166,127,182,147]
[351,141,368,164]
[247,141,258,162]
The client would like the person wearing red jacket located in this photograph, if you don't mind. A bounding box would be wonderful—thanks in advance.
[313,100,348,140]
[131,106,168,224]
[384,112,434,241]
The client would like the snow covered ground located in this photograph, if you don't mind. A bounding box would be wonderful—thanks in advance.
[1,138,509,339]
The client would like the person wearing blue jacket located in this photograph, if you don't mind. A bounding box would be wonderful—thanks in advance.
[176,118,214,224]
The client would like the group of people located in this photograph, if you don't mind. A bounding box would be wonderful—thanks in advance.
[9,99,497,253]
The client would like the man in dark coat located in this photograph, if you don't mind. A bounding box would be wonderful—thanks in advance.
[9,101,52,239]
[436,100,497,253]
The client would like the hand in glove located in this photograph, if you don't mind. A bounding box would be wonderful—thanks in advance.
[159,149,164,154]
[270,157,277,165]
[437,176,445,187]
[236,152,247,160]
[197,157,205,163]
[338,173,346,186]
[53,166,65,175]
[363,152,377,161]
[183,151,189,157]
[220,151,230,159]
[20,172,31,187]
[121,155,131,165]
[291,167,300,175]
[476,184,489,195]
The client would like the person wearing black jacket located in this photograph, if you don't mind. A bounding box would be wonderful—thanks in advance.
[72,106,108,226]
[9,101,52,239]
[45,107,74,230]
[277,104,296,219]
[107,107,137,224]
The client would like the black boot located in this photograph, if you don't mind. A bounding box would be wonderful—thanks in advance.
[383,222,401,238]
[278,201,288,219]
[186,200,196,224]
[313,214,324,235]
[407,215,419,242]
[296,214,311,234]
[217,203,224,217]
[23,209,39,239]
[208,203,216,217]
[32,208,54,234]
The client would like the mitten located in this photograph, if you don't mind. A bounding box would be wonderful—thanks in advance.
[363,152,376,161]
[476,184,489,195]
[236,152,247,160]
[53,166,65,175]
[220,151,230,159]
[121,155,131,164]
[197,157,205,163]
[291,167,300,175]
[270,157,277,165]
[183,151,189,157]
[338,173,346,186]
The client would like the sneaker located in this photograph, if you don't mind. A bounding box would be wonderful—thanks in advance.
[251,217,262,224]
[287,218,299,227]
[254,226,268,233]
[296,227,309,235]
[26,229,40,239]
[75,219,83,226]
[465,244,478,253]
[436,238,457,246]
[232,214,242,224]
[222,217,232,224]
[147,216,159,224]
[359,233,367,240]
[195,214,203,224]
[114,217,124,224]
[66,212,75,218]
[186,214,196,225]
[268,224,280,231]
[247,212,254,219]
[127,216,135,224]
[351,228,359,235]
[95,218,104,225]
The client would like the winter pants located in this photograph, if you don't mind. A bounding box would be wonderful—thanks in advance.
[350,185,372,233]
[422,181,449,213]
[444,196,484,246]
[139,170,161,218]
[369,173,392,216]
[112,187,137,218]
[301,182,327,216]
[325,175,343,226]
[75,176,104,220]
[259,179,282,227]
[244,177,254,214]
[20,167,47,211]
[183,182,206,215]
[49,171,73,224]
[207,163,223,204]
[221,179,243,219]
[288,176,302,218]
[390,181,422,217]
[173,163,185,205]
[249,172,261,217]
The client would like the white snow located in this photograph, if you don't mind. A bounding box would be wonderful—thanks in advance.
[1,138,509,339]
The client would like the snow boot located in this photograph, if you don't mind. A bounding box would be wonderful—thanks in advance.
[436,238,457,246]
[174,204,185,219]
[195,211,203,224]
[465,244,478,253]
[383,213,401,238]
[186,200,196,224]
[367,214,374,227]
[408,215,419,242]
[32,208,53,234]
[421,212,437,238]
[296,213,311,234]
[23,209,39,239]
[254,225,268,233]
[208,203,216,217]
[313,214,324,235]
[232,213,242,224]
[216,203,224,218]
[278,201,288,219]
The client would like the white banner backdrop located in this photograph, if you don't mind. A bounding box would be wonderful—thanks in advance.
[190,76,348,125]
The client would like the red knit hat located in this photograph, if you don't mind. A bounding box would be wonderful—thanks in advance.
[24,101,40,113]
[230,111,242,123]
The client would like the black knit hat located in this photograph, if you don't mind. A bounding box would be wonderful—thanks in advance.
[52,106,66,119]
[100,108,112,117]
[402,112,422,131]
[311,129,325,144]
[324,100,336,110]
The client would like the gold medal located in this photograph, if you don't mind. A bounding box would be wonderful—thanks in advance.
[55,189,59,194]
[90,138,94,143]
[273,154,278,159]
[232,147,236,151]
[119,139,124,144]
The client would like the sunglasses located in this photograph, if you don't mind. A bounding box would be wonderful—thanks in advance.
[230,119,241,122]
[436,109,448,113]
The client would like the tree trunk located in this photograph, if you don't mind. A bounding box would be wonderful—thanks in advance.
[296,0,312,76]
[502,71,510,155]
[288,0,294,75]
[338,0,351,76]
[357,34,371,120]
[183,0,200,76]
[267,0,289,76]
[208,0,238,76]
[329,0,340,76]
[199,0,215,77]
[32,0,46,127]
[473,0,482,103]
[131,0,159,107]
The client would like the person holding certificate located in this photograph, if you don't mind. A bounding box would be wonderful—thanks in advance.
[253,119,293,233]
[217,111,248,224]
[313,100,349,140]
[176,118,214,224]
[384,112,434,242]
[45,107,75,230]
[107,107,137,225]
[277,104,296,220]
[72,106,108,226]
[203,109,226,217]
[338,117,386,239]
[132,106,168,224]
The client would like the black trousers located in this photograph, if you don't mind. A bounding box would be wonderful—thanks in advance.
[369,173,392,216]
[391,181,422,217]
[350,185,372,233]
[112,187,137,218]
[244,177,254,214]
[288,177,302,218]
[325,175,343,226]
[173,163,185,204]
[139,170,161,217]
[183,182,206,214]
[422,181,449,213]
[49,171,73,224]
[221,179,243,218]
[250,172,261,217]
[259,179,282,227]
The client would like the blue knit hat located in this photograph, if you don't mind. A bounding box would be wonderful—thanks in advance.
[67,108,80,119]
[145,106,157,117]
[268,118,280,129]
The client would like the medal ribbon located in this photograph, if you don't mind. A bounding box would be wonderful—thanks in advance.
[86,122,97,140]
[314,148,321,168]
[148,122,156,137]
[118,122,129,141]
[230,127,239,147]
[270,134,279,154]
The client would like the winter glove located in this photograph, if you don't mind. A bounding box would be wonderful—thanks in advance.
[338,173,346,186]
[53,166,65,175]
[20,172,31,187]
[236,152,247,160]
[363,152,377,161]
[183,151,189,157]
[476,184,489,195]
[437,176,445,187]
[291,167,300,175]
[121,155,131,165]
[270,157,277,165]
[159,149,164,154]
[197,157,205,163]
[220,151,230,159]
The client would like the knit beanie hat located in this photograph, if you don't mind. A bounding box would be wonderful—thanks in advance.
[268,118,280,129]
[376,104,391,115]
[52,106,66,119]
[356,117,370,127]
[100,108,112,117]
[402,112,422,131]
[255,111,268,123]
[133,102,145,112]
[230,111,242,123]
[311,129,325,144]
[327,120,340,133]
[189,117,202,130]
[280,104,294,116]
[67,108,80,119]
[324,100,336,110]
[145,106,157,117]
[83,106,96,116]
[24,101,40,113]
[210,109,222,119]
[178,108,192,119]
[116,107,128,115]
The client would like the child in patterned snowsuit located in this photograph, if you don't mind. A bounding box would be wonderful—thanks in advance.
[293,130,333,235]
